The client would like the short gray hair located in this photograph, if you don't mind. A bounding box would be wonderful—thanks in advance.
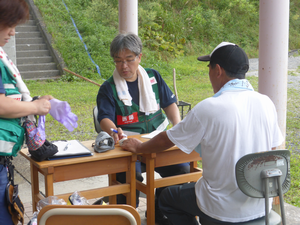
[110,33,143,58]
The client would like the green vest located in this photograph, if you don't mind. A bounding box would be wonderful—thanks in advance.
[0,60,25,157]
[108,68,167,134]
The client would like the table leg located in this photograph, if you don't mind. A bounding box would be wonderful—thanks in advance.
[109,174,117,204]
[45,174,54,197]
[146,153,156,225]
[190,161,197,172]
[30,163,39,212]
[126,155,136,208]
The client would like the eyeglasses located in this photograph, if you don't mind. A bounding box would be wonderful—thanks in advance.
[114,56,138,66]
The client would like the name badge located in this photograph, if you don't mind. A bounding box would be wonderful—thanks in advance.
[117,112,139,125]
[8,94,22,101]
[149,77,157,85]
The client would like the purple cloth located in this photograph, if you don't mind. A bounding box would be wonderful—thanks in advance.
[49,99,78,132]
[35,115,46,141]
[29,116,46,142]
[24,118,45,151]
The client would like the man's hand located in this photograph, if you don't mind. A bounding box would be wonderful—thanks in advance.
[121,131,174,154]
[121,138,143,153]
[110,127,126,144]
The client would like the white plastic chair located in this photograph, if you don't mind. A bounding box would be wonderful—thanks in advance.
[200,150,290,225]
[93,106,102,133]
[37,204,141,225]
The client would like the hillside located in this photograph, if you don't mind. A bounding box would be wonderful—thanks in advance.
[32,0,300,81]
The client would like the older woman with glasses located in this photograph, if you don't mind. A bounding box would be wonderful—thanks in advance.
[0,1,53,224]
[96,32,190,225]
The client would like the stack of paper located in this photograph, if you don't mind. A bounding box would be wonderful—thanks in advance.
[49,140,93,160]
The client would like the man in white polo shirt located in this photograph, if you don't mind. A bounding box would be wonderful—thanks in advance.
[121,42,283,224]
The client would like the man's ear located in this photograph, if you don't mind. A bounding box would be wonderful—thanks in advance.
[215,64,223,78]
[137,53,142,62]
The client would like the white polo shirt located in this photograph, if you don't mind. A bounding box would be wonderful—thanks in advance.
[167,90,283,222]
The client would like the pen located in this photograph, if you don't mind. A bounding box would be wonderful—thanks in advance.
[110,128,127,137]
[63,142,71,151]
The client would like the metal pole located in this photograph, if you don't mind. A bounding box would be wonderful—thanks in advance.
[118,0,138,35]
[258,0,290,150]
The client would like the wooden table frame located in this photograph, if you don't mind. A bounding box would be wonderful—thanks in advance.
[134,136,203,225]
[20,140,137,211]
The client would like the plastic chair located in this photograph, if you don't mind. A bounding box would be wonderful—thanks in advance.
[93,106,102,133]
[37,204,141,225]
[200,150,290,225]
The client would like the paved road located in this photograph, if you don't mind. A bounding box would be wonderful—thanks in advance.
[247,51,300,90]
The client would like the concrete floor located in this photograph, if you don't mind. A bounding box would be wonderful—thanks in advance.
[12,152,300,225]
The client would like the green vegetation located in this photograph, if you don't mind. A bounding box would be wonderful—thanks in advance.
[28,0,300,207]
[285,87,300,207]
[32,0,300,80]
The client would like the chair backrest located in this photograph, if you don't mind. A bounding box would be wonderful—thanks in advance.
[37,204,141,225]
[93,106,102,133]
[235,150,291,225]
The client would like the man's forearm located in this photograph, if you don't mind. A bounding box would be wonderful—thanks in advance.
[163,103,181,126]
[100,118,117,135]
[137,131,174,154]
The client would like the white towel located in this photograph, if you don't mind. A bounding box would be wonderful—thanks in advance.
[0,47,32,102]
[113,65,158,115]
[0,47,36,121]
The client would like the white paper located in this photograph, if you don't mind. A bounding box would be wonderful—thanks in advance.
[141,129,162,139]
[52,140,92,156]
[141,117,169,139]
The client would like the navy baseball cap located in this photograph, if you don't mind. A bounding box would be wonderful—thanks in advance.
[197,42,249,75]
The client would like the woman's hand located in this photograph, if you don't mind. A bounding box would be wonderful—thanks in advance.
[32,98,51,115]
[38,95,54,101]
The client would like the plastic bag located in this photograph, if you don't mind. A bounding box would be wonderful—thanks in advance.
[27,196,67,225]
[36,196,67,212]
[67,191,88,205]
[27,211,38,225]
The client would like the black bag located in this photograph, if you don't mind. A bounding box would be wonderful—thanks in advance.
[29,139,58,162]
[23,118,58,161]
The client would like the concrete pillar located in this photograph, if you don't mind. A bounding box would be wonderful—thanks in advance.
[258,0,290,149]
[118,0,138,35]
[2,36,17,65]
[258,0,290,214]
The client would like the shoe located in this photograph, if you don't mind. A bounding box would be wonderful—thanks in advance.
[155,204,169,225]
[144,207,169,225]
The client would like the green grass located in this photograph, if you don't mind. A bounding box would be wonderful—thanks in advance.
[25,80,100,142]
[285,88,300,207]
